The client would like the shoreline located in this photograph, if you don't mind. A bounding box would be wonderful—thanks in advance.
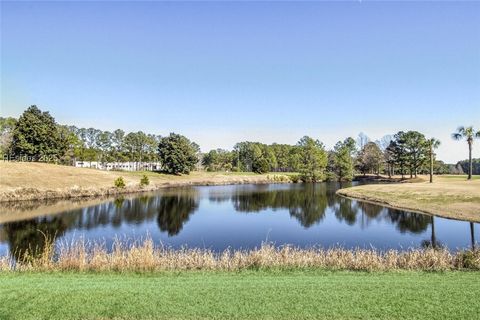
[0,161,295,203]
[0,177,291,224]
[336,192,476,223]
[0,176,287,203]
[336,181,480,223]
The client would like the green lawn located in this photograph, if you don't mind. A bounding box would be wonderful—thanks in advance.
[1,270,479,320]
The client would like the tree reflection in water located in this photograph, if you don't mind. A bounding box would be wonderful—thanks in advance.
[386,208,431,234]
[1,189,200,261]
[156,190,199,236]
[228,183,434,233]
[230,184,328,227]
[421,216,443,249]
[2,217,68,262]
[334,197,358,225]
[470,222,476,250]
[1,184,477,260]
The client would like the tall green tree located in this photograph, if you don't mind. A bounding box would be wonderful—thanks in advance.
[124,131,149,164]
[11,105,66,161]
[233,142,276,173]
[452,126,480,180]
[111,129,126,162]
[270,144,292,172]
[57,125,83,164]
[297,136,328,182]
[331,137,356,181]
[145,134,161,162]
[402,131,428,178]
[390,132,409,178]
[202,149,234,171]
[158,133,199,174]
[426,138,441,183]
[96,131,113,164]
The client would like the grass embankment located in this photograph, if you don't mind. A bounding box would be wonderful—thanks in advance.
[337,175,480,222]
[1,270,479,320]
[0,162,294,202]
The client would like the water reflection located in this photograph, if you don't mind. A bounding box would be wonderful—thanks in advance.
[2,216,68,262]
[421,217,442,249]
[0,183,478,259]
[230,184,329,227]
[471,222,476,250]
[156,190,199,236]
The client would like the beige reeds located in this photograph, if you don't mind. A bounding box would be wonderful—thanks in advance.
[1,237,479,272]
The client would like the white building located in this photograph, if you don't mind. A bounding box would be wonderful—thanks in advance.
[74,161,162,171]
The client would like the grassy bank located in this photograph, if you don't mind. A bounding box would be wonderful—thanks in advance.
[337,175,480,222]
[1,270,479,320]
[0,162,294,202]
[2,240,479,272]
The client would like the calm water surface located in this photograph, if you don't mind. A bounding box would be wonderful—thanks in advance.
[0,183,478,260]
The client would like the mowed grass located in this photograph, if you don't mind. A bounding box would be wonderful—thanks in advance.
[436,174,480,180]
[1,270,479,320]
[337,175,480,222]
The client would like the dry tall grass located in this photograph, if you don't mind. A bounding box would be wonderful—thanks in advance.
[2,237,479,272]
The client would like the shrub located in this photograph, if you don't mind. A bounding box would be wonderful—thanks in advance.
[140,175,150,187]
[289,174,301,183]
[456,250,480,270]
[299,171,325,182]
[252,158,270,174]
[269,174,290,183]
[114,177,126,188]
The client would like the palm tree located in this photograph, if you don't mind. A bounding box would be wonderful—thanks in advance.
[452,126,480,180]
[427,138,441,183]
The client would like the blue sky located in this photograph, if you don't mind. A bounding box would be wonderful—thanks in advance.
[1,1,479,162]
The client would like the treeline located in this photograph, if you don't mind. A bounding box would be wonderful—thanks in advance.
[1,106,199,174]
[0,105,475,179]
[202,133,451,180]
[0,107,163,164]
[456,159,480,175]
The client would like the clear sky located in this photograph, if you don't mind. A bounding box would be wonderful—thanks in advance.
[1,1,479,163]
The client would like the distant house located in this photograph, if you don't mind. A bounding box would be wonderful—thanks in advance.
[74,161,161,171]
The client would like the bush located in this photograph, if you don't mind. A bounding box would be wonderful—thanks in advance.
[269,174,290,183]
[252,158,270,174]
[299,171,325,182]
[456,250,480,270]
[114,177,126,188]
[140,175,150,187]
[289,174,301,183]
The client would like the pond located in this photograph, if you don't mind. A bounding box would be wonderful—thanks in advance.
[0,183,478,260]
